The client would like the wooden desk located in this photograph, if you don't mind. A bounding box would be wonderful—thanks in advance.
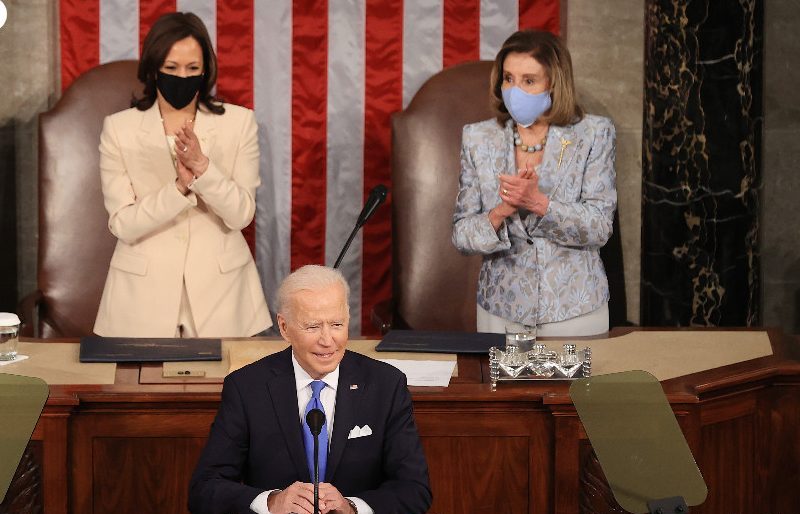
[3,329,799,514]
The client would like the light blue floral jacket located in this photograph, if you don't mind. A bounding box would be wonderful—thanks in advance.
[452,115,617,326]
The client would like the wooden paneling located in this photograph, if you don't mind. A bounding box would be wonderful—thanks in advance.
[71,412,215,514]
[698,415,755,513]
[422,436,529,514]
[25,406,72,514]
[756,383,800,513]
[91,437,206,514]
[416,406,552,514]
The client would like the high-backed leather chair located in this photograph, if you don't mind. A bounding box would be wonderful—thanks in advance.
[378,60,627,332]
[20,61,140,337]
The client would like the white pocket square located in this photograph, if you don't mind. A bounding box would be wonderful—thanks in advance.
[347,424,373,439]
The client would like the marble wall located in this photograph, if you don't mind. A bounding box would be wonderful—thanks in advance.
[566,0,644,325]
[763,2,800,333]
[641,0,763,326]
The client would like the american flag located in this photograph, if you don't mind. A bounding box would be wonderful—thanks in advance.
[59,0,559,335]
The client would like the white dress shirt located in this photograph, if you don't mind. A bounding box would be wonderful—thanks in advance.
[249,352,373,514]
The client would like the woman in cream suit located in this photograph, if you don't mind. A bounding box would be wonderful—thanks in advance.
[452,30,617,336]
[94,12,271,337]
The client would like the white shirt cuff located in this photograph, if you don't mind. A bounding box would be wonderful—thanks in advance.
[249,489,276,514]
[347,496,374,514]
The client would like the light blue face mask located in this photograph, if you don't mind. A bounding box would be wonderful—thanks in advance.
[501,86,552,128]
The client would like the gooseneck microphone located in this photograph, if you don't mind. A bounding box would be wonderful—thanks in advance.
[333,185,389,269]
[306,408,326,514]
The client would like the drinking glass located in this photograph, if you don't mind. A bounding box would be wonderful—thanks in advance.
[505,324,537,354]
[0,312,21,361]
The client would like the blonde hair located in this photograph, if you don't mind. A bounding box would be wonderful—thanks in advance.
[490,30,584,126]
[276,265,350,319]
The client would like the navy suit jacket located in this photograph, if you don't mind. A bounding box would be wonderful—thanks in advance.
[188,348,432,514]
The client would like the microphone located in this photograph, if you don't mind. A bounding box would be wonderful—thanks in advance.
[306,408,325,436]
[306,408,326,514]
[333,184,389,269]
[356,184,388,228]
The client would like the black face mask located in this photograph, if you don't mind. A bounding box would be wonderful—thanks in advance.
[156,71,203,109]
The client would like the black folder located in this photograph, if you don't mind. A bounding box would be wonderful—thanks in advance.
[79,336,222,363]
[374,330,504,354]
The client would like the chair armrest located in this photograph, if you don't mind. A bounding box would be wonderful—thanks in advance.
[17,289,43,338]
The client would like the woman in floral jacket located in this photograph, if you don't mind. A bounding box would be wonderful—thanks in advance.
[452,30,617,336]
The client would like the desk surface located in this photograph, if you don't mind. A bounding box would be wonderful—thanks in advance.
[4,327,797,404]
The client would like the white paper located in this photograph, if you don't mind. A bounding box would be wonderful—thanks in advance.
[379,359,456,387]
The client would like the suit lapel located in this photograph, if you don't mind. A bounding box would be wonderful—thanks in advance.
[326,351,365,481]
[135,104,218,186]
[499,119,528,234]
[136,103,177,185]
[193,106,217,158]
[544,124,579,196]
[266,349,310,482]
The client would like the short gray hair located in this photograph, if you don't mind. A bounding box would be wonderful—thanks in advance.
[276,265,350,318]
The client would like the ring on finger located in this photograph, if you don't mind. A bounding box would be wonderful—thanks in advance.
[502,188,509,195]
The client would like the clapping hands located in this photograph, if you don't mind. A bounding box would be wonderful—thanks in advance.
[174,119,209,176]
[499,163,548,216]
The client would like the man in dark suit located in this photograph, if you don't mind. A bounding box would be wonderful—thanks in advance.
[189,265,432,514]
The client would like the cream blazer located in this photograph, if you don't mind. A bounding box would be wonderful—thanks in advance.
[93,102,272,337]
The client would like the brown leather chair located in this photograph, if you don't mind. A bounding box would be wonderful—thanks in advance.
[19,60,141,337]
[376,60,627,332]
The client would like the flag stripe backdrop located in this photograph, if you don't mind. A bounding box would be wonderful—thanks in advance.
[59,0,559,335]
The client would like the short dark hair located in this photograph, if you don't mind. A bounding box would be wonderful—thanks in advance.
[490,30,583,126]
[132,12,224,114]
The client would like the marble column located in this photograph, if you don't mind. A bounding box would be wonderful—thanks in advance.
[641,0,762,326]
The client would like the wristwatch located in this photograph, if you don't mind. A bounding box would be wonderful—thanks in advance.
[345,498,358,513]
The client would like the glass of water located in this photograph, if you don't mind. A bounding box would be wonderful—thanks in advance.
[0,312,21,361]
[505,324,537,355]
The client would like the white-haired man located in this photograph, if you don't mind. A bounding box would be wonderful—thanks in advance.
[189,265,432,514]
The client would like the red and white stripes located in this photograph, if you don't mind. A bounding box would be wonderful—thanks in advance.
[59,0,559,335]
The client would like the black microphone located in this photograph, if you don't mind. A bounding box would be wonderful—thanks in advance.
[306,408,325,436]
[333,184,389,269]
[306,408,326,514]
[356,184,388,228]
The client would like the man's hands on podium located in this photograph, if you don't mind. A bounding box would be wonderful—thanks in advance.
[267,481,356,514]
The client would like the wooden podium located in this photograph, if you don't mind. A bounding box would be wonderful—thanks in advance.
[2,328,799,514]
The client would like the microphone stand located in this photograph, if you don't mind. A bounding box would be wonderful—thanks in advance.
[313,432,320,514]
[334,223,361,269]
[306,408,325,514]
[333,185,388,269]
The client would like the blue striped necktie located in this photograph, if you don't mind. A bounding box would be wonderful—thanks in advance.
[303,380,328,481]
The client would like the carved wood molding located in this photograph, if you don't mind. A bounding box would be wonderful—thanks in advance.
[579,443,627,514]
[0,444,43,514]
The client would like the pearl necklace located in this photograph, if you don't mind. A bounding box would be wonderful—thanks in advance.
[513,127,547,153]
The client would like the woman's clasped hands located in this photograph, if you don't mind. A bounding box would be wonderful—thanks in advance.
[498,163,549,217]
[174,119,209,194]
